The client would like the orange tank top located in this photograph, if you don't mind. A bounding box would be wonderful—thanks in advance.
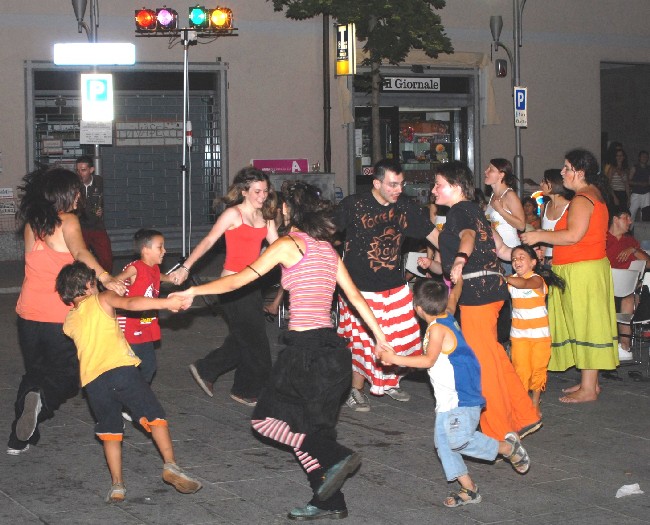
[553,193,608,265]
[16,239,75,323]
[223,208,268,272]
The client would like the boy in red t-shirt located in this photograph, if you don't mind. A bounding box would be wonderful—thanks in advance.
[116,229,172,384]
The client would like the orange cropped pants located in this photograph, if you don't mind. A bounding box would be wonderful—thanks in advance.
[460,301,539,440]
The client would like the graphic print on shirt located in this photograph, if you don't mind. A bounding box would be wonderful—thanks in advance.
[368,226,403,272]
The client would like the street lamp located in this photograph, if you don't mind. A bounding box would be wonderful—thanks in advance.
[490,0,527,199]
[72,0,99,43]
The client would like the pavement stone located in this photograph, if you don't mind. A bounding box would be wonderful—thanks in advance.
[1,257,650,524]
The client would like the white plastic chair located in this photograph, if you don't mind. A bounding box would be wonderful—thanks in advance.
[628,259,645,278]
[612,268,642,365]
[612,268,639,299]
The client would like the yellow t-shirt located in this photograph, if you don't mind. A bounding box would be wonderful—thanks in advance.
[63,294,141,387]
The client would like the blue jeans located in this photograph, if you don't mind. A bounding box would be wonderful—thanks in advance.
[434,406,499,481]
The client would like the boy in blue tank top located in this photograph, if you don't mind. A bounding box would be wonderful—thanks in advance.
[377,277,531,508]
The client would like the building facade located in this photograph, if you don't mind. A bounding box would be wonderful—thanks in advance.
[0,1,648,259]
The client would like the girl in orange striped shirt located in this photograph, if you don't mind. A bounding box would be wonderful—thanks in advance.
[506,245,565,418]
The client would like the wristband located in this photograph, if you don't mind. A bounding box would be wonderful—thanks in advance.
[455,252,469,263]
[180,265,190,274]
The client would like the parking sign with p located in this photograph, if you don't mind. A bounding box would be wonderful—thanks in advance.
[514,86,528,128]
[81,74,114,122]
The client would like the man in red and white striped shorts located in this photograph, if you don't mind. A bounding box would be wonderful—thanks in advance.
[335,159,438,412]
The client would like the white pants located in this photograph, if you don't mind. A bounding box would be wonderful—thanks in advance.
[630,192,650,222]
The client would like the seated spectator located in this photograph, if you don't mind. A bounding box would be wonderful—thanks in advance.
[606,207,650,360]
[523,197,541,230]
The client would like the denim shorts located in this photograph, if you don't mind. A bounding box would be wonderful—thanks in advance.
[85,366,165,438]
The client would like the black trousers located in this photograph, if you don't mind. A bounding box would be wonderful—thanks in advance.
[195,282,272,398]
[8,317,80,449]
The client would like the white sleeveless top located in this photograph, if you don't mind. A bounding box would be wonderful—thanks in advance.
[541,202,569,258]
[485,188,520,248]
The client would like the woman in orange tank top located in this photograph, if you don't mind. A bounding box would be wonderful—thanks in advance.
[521,149,618,404]
[9,167,125,455]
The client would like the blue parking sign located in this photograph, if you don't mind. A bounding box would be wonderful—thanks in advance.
[514,86,528,127]
[515,88,526,110]
[81,74,114,122]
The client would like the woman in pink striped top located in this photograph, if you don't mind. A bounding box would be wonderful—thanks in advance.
[172,182,391,521]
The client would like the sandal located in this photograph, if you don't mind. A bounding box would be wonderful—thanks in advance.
[504,432,530,474]
[443,485,481,508]
[106,482,126,503]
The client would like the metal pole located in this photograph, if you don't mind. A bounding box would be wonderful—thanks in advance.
[181,29,190,257]
[322,15,331,173]
[513,0,523,199]
[89,0,101,176]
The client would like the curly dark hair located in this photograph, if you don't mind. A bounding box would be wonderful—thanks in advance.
[282,182,335,242]
[16,167,82,239]
[56,262,96,306]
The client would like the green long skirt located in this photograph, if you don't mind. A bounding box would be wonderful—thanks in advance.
[548,257,619,371]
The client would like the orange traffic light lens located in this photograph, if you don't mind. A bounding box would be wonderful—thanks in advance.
[210,8,232,29]
[135,9,156,31]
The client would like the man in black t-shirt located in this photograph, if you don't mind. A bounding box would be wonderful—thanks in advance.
[335,159,437,412]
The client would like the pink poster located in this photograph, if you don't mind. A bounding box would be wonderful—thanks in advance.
[251,158,309,174]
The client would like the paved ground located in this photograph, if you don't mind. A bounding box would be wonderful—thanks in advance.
[1,258,650,524]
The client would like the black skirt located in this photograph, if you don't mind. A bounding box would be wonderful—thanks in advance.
[252,328,352,435]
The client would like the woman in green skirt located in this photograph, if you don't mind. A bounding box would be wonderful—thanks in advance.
[521,149,618,403]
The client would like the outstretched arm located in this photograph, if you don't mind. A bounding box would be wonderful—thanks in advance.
[335,258,391,351]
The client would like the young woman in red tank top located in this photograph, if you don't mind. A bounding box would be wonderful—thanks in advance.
[169,167,278,405]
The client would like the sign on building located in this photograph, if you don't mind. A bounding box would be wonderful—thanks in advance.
[336,23,356,76]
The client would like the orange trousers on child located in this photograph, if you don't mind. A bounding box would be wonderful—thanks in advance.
[460,301,540,440]
[511,338,551,392]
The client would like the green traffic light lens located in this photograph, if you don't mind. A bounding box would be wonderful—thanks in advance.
[189,6,208,27]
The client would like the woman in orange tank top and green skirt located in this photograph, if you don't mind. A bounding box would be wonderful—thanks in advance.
[521,149,618,404]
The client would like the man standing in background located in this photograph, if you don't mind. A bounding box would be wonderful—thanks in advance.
[76,155,113,272]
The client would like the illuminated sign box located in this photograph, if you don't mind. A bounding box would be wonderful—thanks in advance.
[336,23,356,76]
[81,74,114,122]
[54,43,135,66]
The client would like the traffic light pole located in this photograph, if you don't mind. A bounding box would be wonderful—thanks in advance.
[181,29,197,257]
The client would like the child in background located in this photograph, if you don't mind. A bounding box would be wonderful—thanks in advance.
[116,229,172,384]
[56,262,202,503]
[506,244,565,418]
[377,277,530,508]
[523,197,541,230]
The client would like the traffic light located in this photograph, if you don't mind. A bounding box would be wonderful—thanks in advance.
[135,8,157,32]
[136,5,235,34]
[188,5,209,28]
[210,8,232,30]
[156,7,178,31]
[189,5,233,30]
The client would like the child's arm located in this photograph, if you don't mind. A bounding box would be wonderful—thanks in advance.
[505,274,544,290]
[99,291,188,316]
[379,325,444,369]
[159,271,173,284]
[446,275,463,316]
[113,265,137,286]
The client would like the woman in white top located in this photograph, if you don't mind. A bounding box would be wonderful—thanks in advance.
[604,147,631,208]
[484,158,525,250]
[539,168,573,263]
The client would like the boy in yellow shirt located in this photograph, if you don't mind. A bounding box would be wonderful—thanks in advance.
[56,261,201,503]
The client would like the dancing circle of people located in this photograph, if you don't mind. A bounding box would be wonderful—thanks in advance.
[8,150,621,517]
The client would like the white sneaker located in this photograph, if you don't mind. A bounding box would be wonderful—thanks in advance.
[16,391,42,441]
[618,344,633,361]
[345,389,370,412]
[122,411,133,422]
